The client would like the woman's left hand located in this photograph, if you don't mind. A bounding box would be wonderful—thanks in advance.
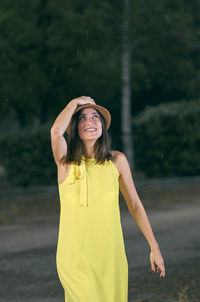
[150,247,165,278]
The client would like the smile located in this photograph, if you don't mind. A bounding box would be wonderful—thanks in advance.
[85,128,97,132]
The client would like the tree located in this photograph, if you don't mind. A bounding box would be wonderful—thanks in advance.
[121,0,134,170]
[0,0,120,127]
[1,0,200,153]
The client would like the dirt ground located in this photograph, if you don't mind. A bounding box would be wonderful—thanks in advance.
[0,177,200,302]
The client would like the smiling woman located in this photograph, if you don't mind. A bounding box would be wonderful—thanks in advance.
[78,110,102,141]
[78,109,102,138]
[62,102,112,166]
[50,96,165,302]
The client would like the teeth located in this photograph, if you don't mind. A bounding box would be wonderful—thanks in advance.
[85,129,96,132]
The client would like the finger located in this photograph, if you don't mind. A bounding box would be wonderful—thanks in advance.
[84,97,95,104]
[150,259,155,273]
[88,97,95,103]
[78,97,96,105]
[160,269,165,278]
[156,266,161,273]
[82,96,93,100]
[159,264,165,278]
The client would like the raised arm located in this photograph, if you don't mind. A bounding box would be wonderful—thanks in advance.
[114,151,165,278]
[50,96,95,166]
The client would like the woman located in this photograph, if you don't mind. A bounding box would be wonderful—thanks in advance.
[50,96,165,302]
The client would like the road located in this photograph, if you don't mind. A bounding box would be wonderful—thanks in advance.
[0,198,199,301]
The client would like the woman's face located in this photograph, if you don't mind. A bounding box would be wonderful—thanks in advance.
[78,108,102,141]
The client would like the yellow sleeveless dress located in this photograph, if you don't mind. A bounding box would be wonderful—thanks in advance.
[56,156,128,302]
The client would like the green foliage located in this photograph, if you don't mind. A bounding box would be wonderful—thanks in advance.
[1,0,200,127]
[0,124,57,187]
[0,0,120,126]
[133,100,200,176]
[130,0,200,112]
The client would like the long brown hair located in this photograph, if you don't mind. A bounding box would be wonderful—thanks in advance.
[62,107,112,165]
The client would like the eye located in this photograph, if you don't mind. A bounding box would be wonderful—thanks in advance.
[79,115,85,120]
[93,114,100,119]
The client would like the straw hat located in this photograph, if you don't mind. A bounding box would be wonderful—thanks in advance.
[66,103,111,135]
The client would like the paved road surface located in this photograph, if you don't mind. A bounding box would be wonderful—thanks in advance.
[0,200,199,301]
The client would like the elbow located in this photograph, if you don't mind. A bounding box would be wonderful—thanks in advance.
[131,202,138,213]
[50,125,63,137]
[124,198,138,216]
[130,199,141,213]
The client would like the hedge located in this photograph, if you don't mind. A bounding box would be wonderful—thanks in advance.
[133,100,200,177]
[0,123,57,187]
[1,100,200,187]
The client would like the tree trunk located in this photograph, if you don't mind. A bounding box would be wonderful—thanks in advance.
[121,0,134,171]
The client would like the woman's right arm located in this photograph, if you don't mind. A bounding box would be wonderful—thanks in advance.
[50,96,95,165]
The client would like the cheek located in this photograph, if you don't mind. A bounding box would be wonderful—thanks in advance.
[96,127,103,139]
[78,120,84,130]
[99,125,103,134]
[98,122,103,133]
[78,123,83,137]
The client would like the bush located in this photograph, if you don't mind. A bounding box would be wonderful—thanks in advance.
[133,100,200,177]
[0,123,57,187]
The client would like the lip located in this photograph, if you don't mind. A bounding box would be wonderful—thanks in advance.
[84,128,97,132]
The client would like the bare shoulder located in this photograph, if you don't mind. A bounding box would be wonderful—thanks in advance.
[110,150,130,176]
[110,150,126,162]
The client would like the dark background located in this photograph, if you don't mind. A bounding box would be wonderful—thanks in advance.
[0,2,200,301]
[1,0,200,186]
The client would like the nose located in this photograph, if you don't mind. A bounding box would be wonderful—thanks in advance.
[85,116,95,126]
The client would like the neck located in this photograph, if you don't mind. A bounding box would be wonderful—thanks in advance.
[82,141,96,158]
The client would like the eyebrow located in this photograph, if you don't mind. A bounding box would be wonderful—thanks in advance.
[79,112,99,116]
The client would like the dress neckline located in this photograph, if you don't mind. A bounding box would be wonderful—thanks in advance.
[81,155,96,162]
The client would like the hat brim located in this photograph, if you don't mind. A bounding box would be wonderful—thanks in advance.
[66,104,111,135]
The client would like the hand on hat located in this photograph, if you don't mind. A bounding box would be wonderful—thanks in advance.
[66,97,111,135]
[71,96,96,107]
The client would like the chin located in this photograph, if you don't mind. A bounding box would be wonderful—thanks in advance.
[80,133,102,141]
[79,131,102,140]
[82,136,101,141]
